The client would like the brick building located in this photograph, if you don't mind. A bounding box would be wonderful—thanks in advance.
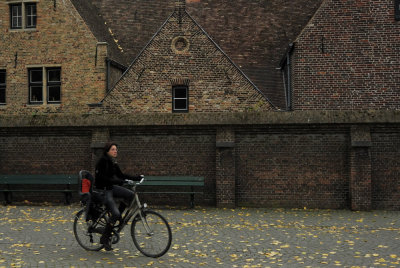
[0,0,399,210]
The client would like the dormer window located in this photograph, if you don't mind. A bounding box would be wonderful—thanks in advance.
[9,2,37,30]
[172,85,188,112]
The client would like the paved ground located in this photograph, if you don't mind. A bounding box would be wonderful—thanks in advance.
[0,204,399,267]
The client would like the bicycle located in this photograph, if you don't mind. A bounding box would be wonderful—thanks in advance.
[73,172,172,258]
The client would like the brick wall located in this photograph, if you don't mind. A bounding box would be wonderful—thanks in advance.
[236,127,350,208]
[0,128,91,174]
[371,126,400,209]
[0,0,107,115]
[0,127,91,202]
[1,119,399,210]
[292,0,400,110]
[110,127,216,205]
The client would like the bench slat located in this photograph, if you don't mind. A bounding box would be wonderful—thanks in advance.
[0,175,75,185]
[138,192,204,194]
[140,181,204,186]
[0,189,74,192]
[145,176,204,182]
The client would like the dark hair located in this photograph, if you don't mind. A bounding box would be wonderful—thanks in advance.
[103,142,118,155]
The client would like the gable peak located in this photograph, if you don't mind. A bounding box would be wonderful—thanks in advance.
[175,0,186,13]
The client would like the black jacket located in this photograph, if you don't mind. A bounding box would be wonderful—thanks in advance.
[94,154,135,190]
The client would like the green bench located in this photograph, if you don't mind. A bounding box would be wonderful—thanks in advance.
[138,176,204,208]
[0,174,77,204]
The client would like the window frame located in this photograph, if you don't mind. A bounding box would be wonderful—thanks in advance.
[46,68,61,103]
[0,70,6,105]
[28,66,61,105]
[8,2,37,30]
[28,67,44,104]
[10,3,22,29]
[172,85,189,113]
[395,0,400,20]
[25,3,37,28]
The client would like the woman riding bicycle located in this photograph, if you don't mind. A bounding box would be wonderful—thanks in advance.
[95,142,141,251]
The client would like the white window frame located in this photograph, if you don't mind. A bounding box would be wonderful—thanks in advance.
[8,1,38,30]
[172,85,189,112]
[10,4,22,29]
[25,3,37,28]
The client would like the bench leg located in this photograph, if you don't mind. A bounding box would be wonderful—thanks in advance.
[190,193,194,209]
[65,192,72,205]
[4,192,12,205]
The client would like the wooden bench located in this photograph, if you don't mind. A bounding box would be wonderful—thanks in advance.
[138,176,204,208]
[0,174,77,204]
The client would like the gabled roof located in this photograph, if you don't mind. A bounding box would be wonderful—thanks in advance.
[80,0,324,108]
[70,0,126,66]
[94,8,274,113]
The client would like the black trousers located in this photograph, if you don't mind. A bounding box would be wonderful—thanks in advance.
[104,185,134,224]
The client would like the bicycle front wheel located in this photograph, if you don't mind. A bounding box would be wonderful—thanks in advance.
[131,210,172,258]
[73,209,105,251]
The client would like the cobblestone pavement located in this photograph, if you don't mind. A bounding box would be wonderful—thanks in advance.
[0,204,399,267]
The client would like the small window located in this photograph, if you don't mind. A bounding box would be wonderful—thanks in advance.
[0,70,6,104]
[47,68,61,103]
[395,0,400,20]
[26,3,37,28]
[28,67,61,104]
[9,2,37,30]
[29,68,43,103]
[172,85,188,112]
[10,4,22,29]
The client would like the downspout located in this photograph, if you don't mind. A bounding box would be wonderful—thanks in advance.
[106,58,110,92]
[286,46,292,110]
[280,43,294,111]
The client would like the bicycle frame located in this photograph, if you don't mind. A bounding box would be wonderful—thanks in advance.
[74,176,172,257]
[113,179,152,235]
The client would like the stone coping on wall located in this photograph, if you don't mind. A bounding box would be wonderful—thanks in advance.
[0,110,399,128]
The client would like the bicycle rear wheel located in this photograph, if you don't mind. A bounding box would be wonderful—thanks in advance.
[73,209,105,251]
[131,210,172,258]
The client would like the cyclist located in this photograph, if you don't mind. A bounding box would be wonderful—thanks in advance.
[95,142,141,251]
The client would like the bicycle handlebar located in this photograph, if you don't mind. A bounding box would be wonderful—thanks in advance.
[136,176,145,185]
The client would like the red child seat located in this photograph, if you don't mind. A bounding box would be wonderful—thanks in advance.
[81,178,91,193]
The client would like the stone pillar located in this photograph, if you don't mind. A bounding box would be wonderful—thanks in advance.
[350,125,372,211]
[215,127,235,208]
[90,128,110,172]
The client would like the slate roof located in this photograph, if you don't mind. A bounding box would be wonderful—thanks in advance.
[70,0,127,65]
[72,0,324,108]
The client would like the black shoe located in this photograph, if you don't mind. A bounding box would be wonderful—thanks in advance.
[100,236,113,251]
